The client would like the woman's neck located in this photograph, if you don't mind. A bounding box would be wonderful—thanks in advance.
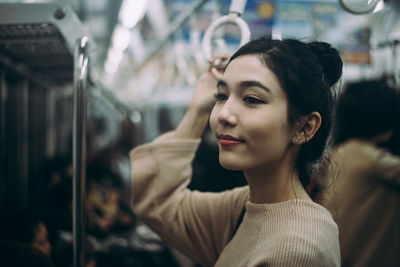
[244,164,310,204]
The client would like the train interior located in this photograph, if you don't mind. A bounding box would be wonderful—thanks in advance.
[0,0,399,266]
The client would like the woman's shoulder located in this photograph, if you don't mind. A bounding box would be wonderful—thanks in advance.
[252,200,340,266]
[264,199,335,217]
[275,200,339,243]
[250,199,338,235]
[293,200,337,228]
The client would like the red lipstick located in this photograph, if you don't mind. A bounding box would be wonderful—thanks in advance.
[218,134,243,147]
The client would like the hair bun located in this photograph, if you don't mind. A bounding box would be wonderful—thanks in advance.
[307,41,343,86]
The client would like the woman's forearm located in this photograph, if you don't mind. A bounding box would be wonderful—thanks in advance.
[155,65,222,142]
[154,107,211,143]
[175,107,210,139]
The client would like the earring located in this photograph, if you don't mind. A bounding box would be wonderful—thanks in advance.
[295,136,302,143]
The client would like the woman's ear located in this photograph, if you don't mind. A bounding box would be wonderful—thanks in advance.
[292,112,322,145]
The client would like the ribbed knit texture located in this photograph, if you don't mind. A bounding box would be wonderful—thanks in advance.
[130,136,340,267]
[215,200,339,266]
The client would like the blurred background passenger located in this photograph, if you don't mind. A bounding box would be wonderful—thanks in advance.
[0,211,52,258]
[40,155,74,244]
[320,78,400,267]
[0,240,55,267]
[84,150,180,267]
[86,155,137,237]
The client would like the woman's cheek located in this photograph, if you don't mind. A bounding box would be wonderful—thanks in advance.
[209,107,219,132]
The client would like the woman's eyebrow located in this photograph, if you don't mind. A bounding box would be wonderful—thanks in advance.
[217,80,271,93]
[240,80,271,93]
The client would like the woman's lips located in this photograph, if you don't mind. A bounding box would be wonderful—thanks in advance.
[218,135,243,147]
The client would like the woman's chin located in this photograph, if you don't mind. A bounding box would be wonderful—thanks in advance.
[219,158,244,171]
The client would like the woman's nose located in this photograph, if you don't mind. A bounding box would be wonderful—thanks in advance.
[217,100,238,126]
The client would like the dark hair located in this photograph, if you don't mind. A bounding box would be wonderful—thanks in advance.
[229,37,343,191]
[333,78,400,151]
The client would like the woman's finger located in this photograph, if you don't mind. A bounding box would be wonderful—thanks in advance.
[210,66,224,80]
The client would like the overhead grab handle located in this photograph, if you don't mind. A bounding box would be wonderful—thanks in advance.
[202,0,250,64]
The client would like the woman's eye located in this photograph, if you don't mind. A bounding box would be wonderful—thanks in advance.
[243,96,264,104]
[215,93,228,102]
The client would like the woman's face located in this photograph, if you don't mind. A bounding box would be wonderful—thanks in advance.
[209,54,295,171]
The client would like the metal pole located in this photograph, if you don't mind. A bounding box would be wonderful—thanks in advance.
[73,36,89,267]
[0,71,6,211]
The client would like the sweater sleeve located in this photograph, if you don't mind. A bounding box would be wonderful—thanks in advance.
[129,137,249,267]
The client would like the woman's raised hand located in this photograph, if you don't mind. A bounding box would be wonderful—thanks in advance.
[188,55,229,114]
[166,55,230,140]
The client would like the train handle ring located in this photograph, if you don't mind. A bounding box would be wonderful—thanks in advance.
[201,0,250,64]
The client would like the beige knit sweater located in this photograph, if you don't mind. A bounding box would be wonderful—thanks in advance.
[130,137,340,267]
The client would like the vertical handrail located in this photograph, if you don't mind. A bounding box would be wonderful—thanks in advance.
[0,71,6,210]
[72,36,89,267]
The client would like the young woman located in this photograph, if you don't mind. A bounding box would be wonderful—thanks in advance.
[320,79,400,266]
[129,37,343,266]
